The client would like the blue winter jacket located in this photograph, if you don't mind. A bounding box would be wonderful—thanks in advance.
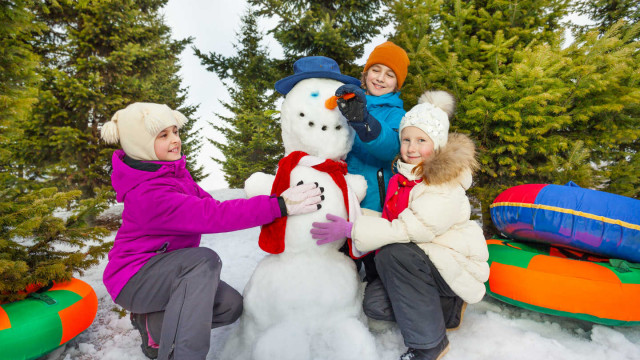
[346,92,406,211]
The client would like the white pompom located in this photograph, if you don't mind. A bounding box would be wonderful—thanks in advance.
[173,110,187,128]
[100,113,120,144]
[418,90,456,118]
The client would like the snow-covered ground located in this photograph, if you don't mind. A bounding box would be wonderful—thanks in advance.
[46,189,640,360]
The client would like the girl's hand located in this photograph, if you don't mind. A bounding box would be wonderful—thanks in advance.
[280,182,324,216]
[311,213,353,245]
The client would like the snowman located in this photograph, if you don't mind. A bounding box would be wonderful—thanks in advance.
[221,57,377,360]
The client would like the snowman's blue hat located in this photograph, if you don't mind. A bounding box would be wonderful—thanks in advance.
[275,56,361,95]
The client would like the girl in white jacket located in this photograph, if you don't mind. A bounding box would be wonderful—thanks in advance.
[311,91,489,360]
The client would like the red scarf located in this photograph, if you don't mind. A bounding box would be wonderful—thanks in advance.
[259,151,351,255]
[313,157,363,258]
[382,174,422,221]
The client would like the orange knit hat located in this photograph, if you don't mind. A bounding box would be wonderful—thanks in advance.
[364,41,410,89]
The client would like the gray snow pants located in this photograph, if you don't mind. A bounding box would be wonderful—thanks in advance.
[363,242,462,349]
[116,247,243,360]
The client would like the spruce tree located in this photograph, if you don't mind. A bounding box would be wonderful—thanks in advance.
[0,0,40,194]
[0,2,111,303]
[200,2,393,187]
[19,0,203,198]
[561,23,640,197]
[390,0,570,105]
[387,0,640,234]
[247,0,391,76]
[195,10,283,188]
[0,187,112,303]
[573,0,640,41]
[405,2,638,234]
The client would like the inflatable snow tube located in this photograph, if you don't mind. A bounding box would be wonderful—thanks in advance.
[0,278,98,359]
[490,182,640,263]
[485,238,640,326]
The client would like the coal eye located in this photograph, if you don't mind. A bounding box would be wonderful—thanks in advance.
[335,125,342,130]
[322,125,327,131]
[308,121,314,127]
[299,112,305,117]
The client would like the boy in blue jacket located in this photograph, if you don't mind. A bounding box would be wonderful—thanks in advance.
[335,41,410,281]
[337,41,409,213]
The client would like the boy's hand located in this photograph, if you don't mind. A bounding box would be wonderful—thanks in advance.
[335,84,367,123]
[311,213,353,245]
[280,182,324,216]
[335,84,381,142]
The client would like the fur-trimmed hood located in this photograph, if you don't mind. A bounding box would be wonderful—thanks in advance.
[420,133,479,187]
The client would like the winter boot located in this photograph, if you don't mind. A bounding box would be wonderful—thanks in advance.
[399,336,450,360]
[130,313,159,359]
[446,301,467,331]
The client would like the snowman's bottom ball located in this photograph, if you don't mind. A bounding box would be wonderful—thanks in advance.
[242,251,362,329]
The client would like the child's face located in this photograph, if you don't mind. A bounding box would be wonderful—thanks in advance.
[400,126,434,165]
[364,64,398,96]
[154,125,182,161]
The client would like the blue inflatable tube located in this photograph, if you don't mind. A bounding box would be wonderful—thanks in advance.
[490,182,640,263]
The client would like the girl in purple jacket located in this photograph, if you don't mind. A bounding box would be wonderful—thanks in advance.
[100,102,323,360]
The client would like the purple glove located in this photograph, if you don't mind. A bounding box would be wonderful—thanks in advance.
[311,213,353,245]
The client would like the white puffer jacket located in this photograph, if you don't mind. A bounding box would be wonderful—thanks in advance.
[352,133,489,304]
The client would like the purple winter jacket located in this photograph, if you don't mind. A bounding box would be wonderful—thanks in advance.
[103,150,283,300]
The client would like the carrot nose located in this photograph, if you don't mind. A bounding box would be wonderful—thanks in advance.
[325,93,356,109]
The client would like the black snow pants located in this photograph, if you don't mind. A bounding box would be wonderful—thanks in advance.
[363,242,464,349]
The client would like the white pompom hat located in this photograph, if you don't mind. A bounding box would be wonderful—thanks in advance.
[100,102,187,160]
[399,90,456,151]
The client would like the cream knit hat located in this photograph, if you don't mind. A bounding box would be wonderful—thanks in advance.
[399,90,456,151]
[100,102,187,160]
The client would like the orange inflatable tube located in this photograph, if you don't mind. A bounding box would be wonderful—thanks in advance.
[485,238,640,326]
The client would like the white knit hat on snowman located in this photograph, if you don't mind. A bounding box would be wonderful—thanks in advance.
[100,102,187,160]
[399,91,456,151]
